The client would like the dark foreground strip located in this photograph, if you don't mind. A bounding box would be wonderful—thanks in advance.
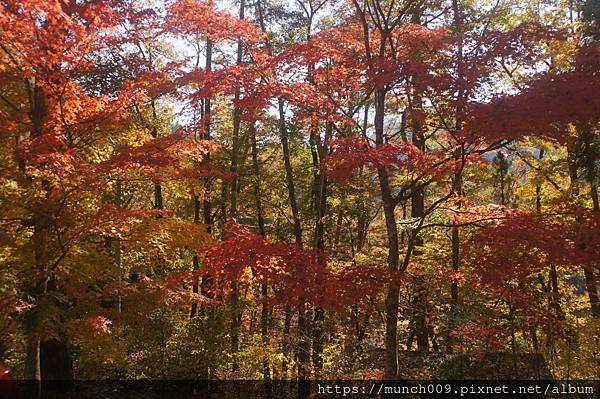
[0,380,598,399]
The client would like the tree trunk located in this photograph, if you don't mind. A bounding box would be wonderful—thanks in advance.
[373,88,401,379]
[584,130,600,317]
[150,100,164,214]
[40,338,74,380]
[311,122,332,372]
[24,82,48,382]
[278,99,303,247]
[253,2,299,380]
[450,0,464,310]
[297,305,311,381]
[282,305,292,377]
[575,130,600,317]
[113,179,123,313]
[277,96,311,383]
[409,55,427,352]
[25,215,48,382]
[203,40,213,232]
[583,269,600,318]
[413,277,429,352]
[200,39,213,305]
[190,193,201,317]
[250,122,270,381]
[25,334,41,381]
[196,40,214,381]
[535,149,565,319]
[229,0,245,373]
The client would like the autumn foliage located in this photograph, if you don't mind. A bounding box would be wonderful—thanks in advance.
[0,0,599,385]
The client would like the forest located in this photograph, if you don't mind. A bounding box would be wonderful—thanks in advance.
[0,0,600,387]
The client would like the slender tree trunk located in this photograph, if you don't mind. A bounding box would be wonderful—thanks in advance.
[249,122,271,382]
[25,334,41,381]
[228,0,245,373]
[575,131,600,317]
[382,198,400,377]
[313,123,331,251]
[278,99,303,247]
[230,285,240,373]
[409,37,428,351]
[309,129,320,211]
[200,39,213,306]
[410,152,427,353]
[282,305,292,377]
[450,0,464,309]
[192,42,214,318]
[586,130,600,212]
[114,179,123,313]
[450,222,460,305]
[253,1,299,379]
[355,102,370,253]
[24,82,48,382]
[190,193,201,317]
[311,122,332,372]
[196,40,213,381]
[279,101,309,378]
[190,94,205,318]
[297,306,310,382]
[447,0,465,354]
[583,219,600,318]
[549,265,563,318]
[535,149,544,214]
[413,277,429,352]
[535,149,564,319]
[276,97,313,386]
[581,169,599,317]
[260,284,270,384]
[277,97,310,382]
[583,269,600,318]
[332,208,343,250]
[203,40,213,232]
[230,0,245,220]
[150,100,164,213]
[373,87,401,379]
